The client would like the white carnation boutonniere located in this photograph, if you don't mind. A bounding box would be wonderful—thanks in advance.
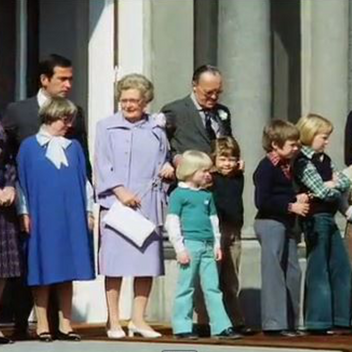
[151,112,166,128]
[217,109,228,121]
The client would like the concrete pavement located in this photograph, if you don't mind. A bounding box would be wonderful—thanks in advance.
[0,341,338,352]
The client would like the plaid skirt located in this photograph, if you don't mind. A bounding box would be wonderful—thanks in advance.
[0,206,21,278]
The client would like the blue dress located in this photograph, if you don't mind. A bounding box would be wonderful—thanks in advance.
[17,136,95,286]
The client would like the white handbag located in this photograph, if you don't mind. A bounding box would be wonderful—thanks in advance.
[103,200,156,248]
[102,179,161,247]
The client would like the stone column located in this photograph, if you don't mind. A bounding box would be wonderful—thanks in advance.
[117,0,150,76]
[146,0,194,323]
[71,0,115,324]
[349,1,352,112]
[150,0,194,112]
[301,0,349,169]
[218,0,271,237]
[194,0,218,67]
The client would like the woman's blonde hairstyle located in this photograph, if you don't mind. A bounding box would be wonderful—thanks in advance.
[262,119,300,152]
[176,150,213,181]
[296,113,333,146]
[116,73,154,103]
[40,97,77,124]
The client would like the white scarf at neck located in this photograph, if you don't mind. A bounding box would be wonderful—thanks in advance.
[36,126,71,169]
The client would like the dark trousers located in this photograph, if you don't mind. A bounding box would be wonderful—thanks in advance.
[12,277,33,331]
[218,222,244,327]
[303,213,352,330]
[6,232,33,332]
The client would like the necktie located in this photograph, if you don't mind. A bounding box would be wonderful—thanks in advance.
[204,110,216,141]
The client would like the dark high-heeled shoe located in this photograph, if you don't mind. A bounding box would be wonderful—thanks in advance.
[0,336,13,344]
[57,330,81,341]
[37,332,53,342]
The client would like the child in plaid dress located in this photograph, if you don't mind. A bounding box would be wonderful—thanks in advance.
[0,124,22,343]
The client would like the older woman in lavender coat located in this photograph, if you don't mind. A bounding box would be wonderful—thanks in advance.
[94,74,173,339]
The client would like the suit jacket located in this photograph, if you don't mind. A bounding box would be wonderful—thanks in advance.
[2,96,92,180]
[161,95,232,157]
[345,110,352,166]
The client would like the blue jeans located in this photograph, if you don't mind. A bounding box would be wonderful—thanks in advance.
[172,239,232,335]
[303,213,352,329]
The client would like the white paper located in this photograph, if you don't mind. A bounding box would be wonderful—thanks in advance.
[102,200,156,247]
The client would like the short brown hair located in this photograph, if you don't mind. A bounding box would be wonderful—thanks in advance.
[262,119,300,152]
[211,136,240,160]
[39,53,72,80]
[40,97,77,125]
[296,113,333,146]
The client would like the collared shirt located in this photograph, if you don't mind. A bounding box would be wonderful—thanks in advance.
[267,152,292,180]
[297,146,350,200]
[178,181,201,191]
[37,88,50,108]
[190,93,221,137]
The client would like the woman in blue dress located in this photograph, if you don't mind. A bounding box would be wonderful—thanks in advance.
[17,97,95,342]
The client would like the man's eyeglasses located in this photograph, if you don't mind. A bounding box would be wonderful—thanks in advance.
[198,86,223,98]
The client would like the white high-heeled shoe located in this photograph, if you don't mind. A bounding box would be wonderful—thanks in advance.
[127,321,161,338]
[106,328,126,339]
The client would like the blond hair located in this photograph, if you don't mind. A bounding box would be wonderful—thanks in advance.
[116,73,154,103]
[296,113,333,146]
[39,97,77,124]
[176,150,213,181]
[262,119,300,152]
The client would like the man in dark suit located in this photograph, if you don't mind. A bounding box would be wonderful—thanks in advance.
[2,53,91,338]
[3,53,91,179]
[161,65,250,336]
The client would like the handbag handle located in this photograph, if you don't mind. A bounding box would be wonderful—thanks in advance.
[135,177,162,200]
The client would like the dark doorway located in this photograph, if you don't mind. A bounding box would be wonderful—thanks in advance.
[0,1,16,114]
[27,0,40,97]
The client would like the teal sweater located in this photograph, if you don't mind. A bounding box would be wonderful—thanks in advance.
[168,187,217,241]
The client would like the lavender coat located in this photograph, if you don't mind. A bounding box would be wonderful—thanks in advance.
[94,112,168,277]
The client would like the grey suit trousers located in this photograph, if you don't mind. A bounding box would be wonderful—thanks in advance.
[255,219,301,331]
